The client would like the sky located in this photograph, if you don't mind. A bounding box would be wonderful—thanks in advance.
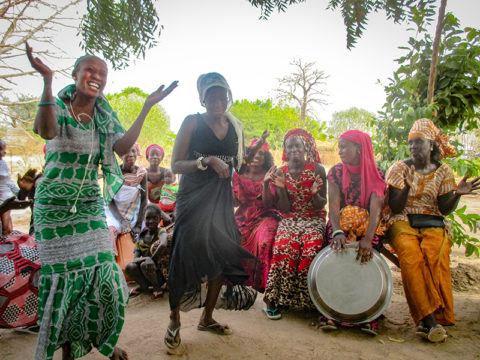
[13,0,480,134]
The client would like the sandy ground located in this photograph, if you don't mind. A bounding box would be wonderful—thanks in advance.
[1,196,480,360]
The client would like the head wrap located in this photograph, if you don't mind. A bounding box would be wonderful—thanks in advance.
[72,54,107,77]
[197,72,233,109]
[282,128,321,163]
[145,144,164,159]
[339,130,385,209]
[249,138,269,152]
[408,118,457,159]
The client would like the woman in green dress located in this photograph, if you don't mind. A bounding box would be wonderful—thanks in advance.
[26,42,177,360]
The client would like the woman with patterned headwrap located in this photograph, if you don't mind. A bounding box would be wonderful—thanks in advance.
[322,130,385,335]
[26,42,177,360]
[264,128,327,320]
[232,137,280,295]
[165,72,263,351]
[385,118,480,343]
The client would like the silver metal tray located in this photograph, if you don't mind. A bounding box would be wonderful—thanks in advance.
[308,244,393,324]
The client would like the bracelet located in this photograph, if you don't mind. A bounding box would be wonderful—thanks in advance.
[332,230,345,238]
[38,102,56,106]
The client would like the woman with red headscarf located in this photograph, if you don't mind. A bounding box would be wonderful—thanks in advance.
[232,134,280,296]
[263,128,327,320]
[322,129,386,335]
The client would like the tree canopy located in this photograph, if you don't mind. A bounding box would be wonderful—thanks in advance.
[106,87,175,155]
[247,0,438,49]
[230,98,326,150]
[328,107,375,138]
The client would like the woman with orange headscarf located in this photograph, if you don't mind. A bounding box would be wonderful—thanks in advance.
[385,118,480,342]
[263,128,327,319]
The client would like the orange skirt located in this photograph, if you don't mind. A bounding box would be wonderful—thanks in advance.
[115,232,135,282]
[389,221,454,326]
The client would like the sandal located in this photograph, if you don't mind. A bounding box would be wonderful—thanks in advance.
[197,322,233,335]
[318,316,337,331]
[129,288,142,298]
[360,321,378,336]
[164,326,181,350]
[263,308,281,320]
[152,290,163,299]
[416,323,447,343]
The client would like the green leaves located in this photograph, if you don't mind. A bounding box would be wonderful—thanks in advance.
[80,0,161,70]
[230,99,324,149]
[447,208,480,257]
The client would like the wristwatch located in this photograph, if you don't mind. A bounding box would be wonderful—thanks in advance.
[197,156,208,170]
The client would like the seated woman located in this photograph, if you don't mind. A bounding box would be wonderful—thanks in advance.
[232,136,280,304]
[385,118,480,343]
[264,128,327,320]
[105,143,147,275]
[126,204,168,299]
[323,130,385,335]
[145,144,166,204]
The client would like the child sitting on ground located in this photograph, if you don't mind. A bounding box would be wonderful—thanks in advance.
[125,204,169,299]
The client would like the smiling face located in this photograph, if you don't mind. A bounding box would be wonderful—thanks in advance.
[73,57,108,99]
[408,137,432,162]
[147,147,163,167]
[285,136,306,162]
[250,148,266,168]
[338,138,361,165]
[204,87,228,119]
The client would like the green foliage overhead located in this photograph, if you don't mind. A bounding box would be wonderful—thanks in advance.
[328,107,375,138]
[247,0,437,49]
[372,11,480,257]
[81,0,161,70]
[106,88,175,155]
[230,99,327,150]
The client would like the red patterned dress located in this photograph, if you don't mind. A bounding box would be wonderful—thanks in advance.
[264,162,326,309]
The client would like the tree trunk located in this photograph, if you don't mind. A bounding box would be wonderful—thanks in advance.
[427,0,447,105]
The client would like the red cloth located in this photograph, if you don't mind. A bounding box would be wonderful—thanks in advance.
[339,130,385,208]
[282,128,321,163]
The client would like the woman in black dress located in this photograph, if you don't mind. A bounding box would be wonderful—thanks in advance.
[164,73,262,351]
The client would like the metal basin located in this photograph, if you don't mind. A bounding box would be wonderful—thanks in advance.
[308,244,393,324]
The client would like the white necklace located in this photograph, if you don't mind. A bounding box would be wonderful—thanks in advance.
[68,100,96,214]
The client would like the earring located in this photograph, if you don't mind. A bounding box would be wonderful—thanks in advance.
[430,146,433,151]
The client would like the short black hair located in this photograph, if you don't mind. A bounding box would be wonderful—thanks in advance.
[145,204,162,219]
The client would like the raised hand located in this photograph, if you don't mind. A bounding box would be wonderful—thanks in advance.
[26,42,53,80]
[260,129,269,142]
[403,165,415,188]
[311,175,323,196]
[456,174,480,196]
[145,81,179,108]
[264,165,277,184]
[271,170,286,189]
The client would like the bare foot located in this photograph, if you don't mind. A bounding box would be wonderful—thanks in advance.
[110,346,128,360]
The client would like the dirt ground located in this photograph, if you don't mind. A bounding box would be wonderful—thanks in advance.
[1,196,480,360]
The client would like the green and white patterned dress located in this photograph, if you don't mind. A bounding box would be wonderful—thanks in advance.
[33,84,128,360]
